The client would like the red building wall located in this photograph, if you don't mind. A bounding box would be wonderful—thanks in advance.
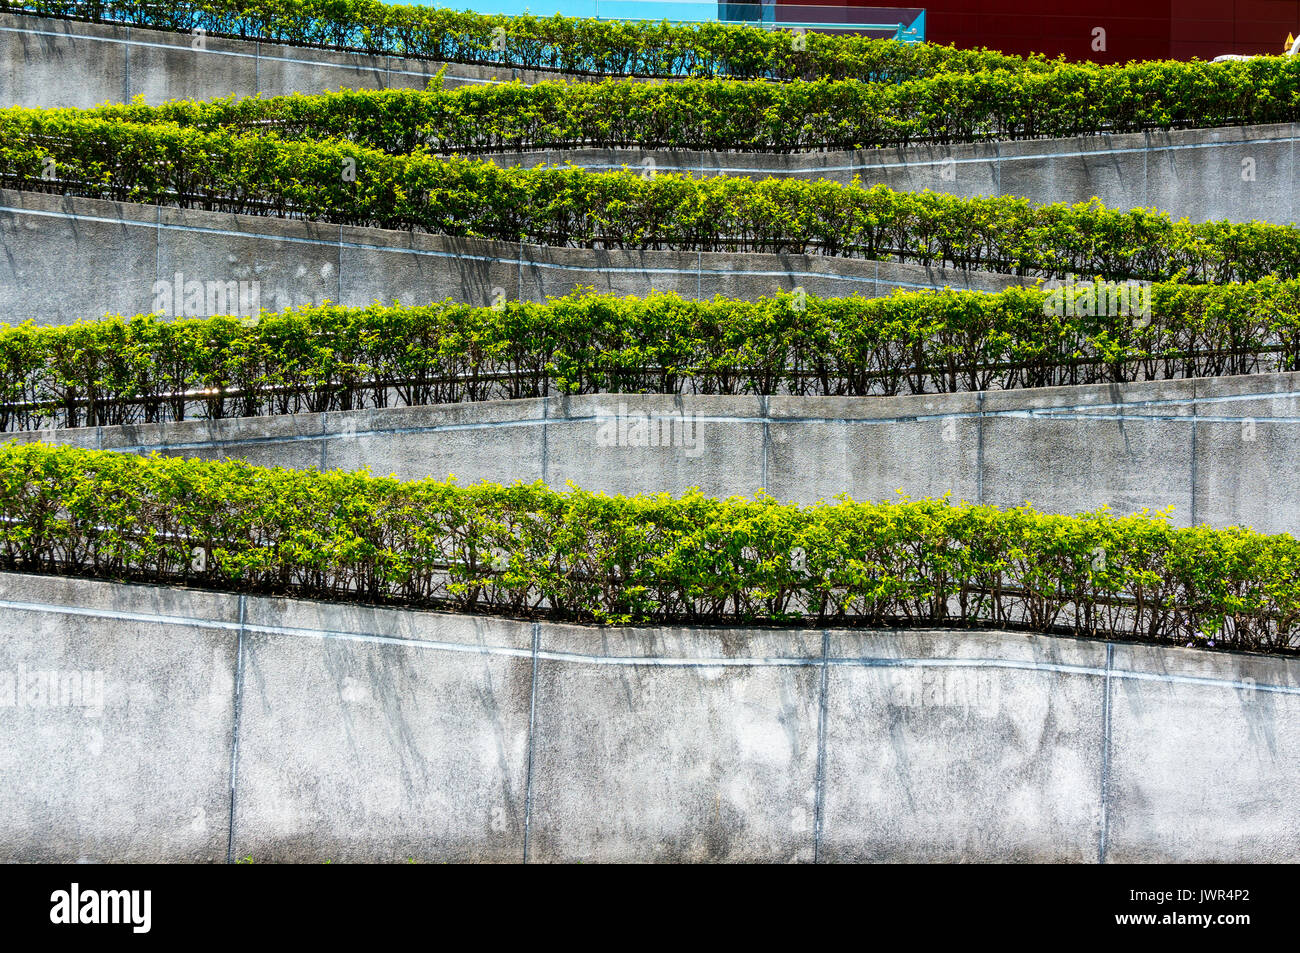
[788,1,1300,62]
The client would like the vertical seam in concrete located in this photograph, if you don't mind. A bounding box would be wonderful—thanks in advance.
[540,398,549,484]
[254,42,260,95]
[1190,405,1198,528]
[1142,135,1149,211]
[123,27,130,102]
[95,427,102,451]
[225,593,247,864]
[1284,123,1294,223]
[760,394,770,491]
[517,240,523,300]
[1098,641,1114,865]
[993,139,1001,194]
[697,154,704,298]
[975,390,985,505]
[522,621,541,863]
[319,411,328,471]
[812,627,830,864]
[336,225,343,305]
[154,205,161,294]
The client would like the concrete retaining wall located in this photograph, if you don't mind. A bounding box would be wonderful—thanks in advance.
[23,370,1300,534]
[0,11,583,108]
[1,570,1295,862]
[4,15,1297,225]
[0,188,1023,326]
[488,122,1300,226]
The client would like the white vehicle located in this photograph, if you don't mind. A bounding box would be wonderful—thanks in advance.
[1214,33,1300,62]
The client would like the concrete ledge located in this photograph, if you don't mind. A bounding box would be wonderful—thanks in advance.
[0,187,1025,325]
[0,11,597,109]
[24,370,1300,533]
[488,122,1299,224]
[1,570,1296,862]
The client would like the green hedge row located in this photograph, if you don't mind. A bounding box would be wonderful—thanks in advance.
[88,58,1300,154]
[3,442,1295,650]
[4,282,1296,430]
[5,111,1298,282]
[1,1,1043,80]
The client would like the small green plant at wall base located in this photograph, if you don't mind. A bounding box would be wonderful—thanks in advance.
[1,442,1297,653]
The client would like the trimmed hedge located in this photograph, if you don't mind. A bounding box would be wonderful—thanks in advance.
[86,58,1300,154]
[0,1,1043,80]
[2,441,1296,651]
[3,282,1297,430]
[5,111,1300,282]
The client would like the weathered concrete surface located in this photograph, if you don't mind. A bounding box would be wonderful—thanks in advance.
[818,629,1106,863]
[0,191,162,325]
[1,571,1297,862]
[488,122,1300,225]
[0,188,1024,326]
[1104,642,1300,864]
[0,11,591,108]
[0,572,237,863]
[232,599,535,864]
[527,624,823,863]
[27,371,1300,533]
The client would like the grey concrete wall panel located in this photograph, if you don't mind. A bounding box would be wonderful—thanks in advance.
[0,13,590,108]
[526,624,823,863]
[230,598,535,863]
[322,401,550,486]
[0,192,159,324]
[486,124,1300,225]
[1187,375,1300,535]
[1104,642,1300,863]
[1,572,1297,862]
[992,135,1148,216]
[766,394,984,506]
[0,572,239,863]
[156,206,343,316]
[28,370,1300,532]
[108,412,330,472]
[124,32,261,105]
[1143,124,1296,226]
[541,394,768,500]
[818,629,1107,863]
[336,227,521,310]
[0,189,1029,326]
[0,14,135,109]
